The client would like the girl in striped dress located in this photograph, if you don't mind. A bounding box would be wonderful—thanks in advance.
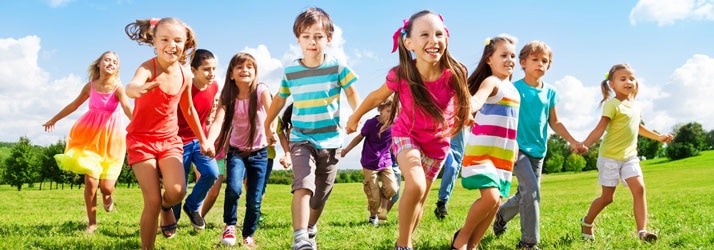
[452,36,520,250]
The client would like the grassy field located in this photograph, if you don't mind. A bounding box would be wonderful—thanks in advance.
[1,151,713,249]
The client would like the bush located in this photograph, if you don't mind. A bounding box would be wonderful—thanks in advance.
[563,153,586,172]
[666,142,698,160]
[544,154,563,174]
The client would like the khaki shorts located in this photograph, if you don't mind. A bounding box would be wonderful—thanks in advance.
[290,141,340,210]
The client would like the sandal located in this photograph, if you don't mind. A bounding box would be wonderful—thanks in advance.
[160,206,177,239]
[103,197,114,212]
[638,230,658,242]
[580,217,595,241]
[451,229,461,250]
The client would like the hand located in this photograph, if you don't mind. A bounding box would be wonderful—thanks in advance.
[464,115,476,127]
[279,153,292,169]
[345,115,358,134]
[42,121,56,132]
[660,134,674,144]
[201,143,216,158]
[265,126,277,146]
[129,81,160,98]
[571,142,589,154]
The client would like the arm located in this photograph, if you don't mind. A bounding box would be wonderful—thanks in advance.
[43,83,91,132]
[639,124,674,143]
[261,88,276,145]
[125,61,159,98]
[470,77,498,114]
[206,97,226,145]
[179,77,214,157]
[346,84,393,134]
[548,106,587,153]
[264,94,286,146]
[582,116,611,148]
[277,128,291,168]
[114,85,133,120]
[343,84,361,112]
[341,134,364,158]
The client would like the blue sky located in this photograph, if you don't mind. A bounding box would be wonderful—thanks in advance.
[1,0,713,169]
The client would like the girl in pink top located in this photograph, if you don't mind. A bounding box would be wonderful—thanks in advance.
[346,10,471,250]
[43,51,132,233]
[124,17,213,249]
[207,52,273,248]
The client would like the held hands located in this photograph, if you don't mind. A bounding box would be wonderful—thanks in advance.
[265,126,277,146]
[659,134,674,144]
[279,153,292,169]
[345,115,359,134]
[570,141,589,154]
[200,142,216,158]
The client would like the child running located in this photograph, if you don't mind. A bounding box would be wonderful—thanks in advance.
[492,40,586,250]
[124,17,213,250]
[207,52,273,248]
[171,49,220,231]
[43,51,132,233]
[580,63,672,242]
[342,97,398,227]
[264,7,361,250]
[346,10,470,250]
[452,35,520,250]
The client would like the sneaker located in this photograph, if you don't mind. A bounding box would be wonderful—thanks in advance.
[307,224,317,240]
[517,241,540,250]
[638,231,658,242]
[434,200,448,220]
[369,215,379,226]
[243,236,257,248]
[292,239,314,250]
[221,225,237,246]
[183,203,206,230]
[493,213,508,236]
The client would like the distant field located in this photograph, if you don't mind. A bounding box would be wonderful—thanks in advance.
[1,151,713,249]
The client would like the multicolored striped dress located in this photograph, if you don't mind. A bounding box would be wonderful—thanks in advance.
[461,79,520,197]
[54,82,126,180]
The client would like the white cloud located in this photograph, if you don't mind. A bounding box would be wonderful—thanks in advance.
[630,0,714,26]
[46,0,73,8]
[550,76,602,140]
[653,54,714,131]
[0,36,85,146]
[240,45,284,94]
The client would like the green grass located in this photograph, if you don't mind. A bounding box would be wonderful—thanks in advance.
[2,151,714,249]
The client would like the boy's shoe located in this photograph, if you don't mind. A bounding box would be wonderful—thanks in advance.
[221,225,237,246]
[638,231,658,242]
[434,200,448,220]
[307,224,317,240]
[292,239,314,250]
[493,213,508,236]
[369,215,379,226]
[183,203,206,230]
[516,241,540,250]
[243,236,257,248]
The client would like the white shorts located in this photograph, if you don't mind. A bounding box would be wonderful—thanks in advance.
[597,156,642,187]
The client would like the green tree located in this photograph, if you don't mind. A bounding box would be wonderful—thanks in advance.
[544,153,564,173]
[2,137,40,191]
[706,130,714,150]
[39,140,65,190]
[637,134,663,160]
[544,134,569,174]
[667,122,707,160]
[582,140,600,171]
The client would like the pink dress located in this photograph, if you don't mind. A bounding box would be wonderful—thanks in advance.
[54,82,126,180]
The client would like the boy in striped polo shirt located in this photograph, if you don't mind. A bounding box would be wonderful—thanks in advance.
[264,7,360,250]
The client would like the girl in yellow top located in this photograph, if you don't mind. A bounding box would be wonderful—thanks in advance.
[580,63,672,242]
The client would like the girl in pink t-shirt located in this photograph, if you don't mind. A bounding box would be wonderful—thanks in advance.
[346,10,471,250]
[206,52,273,248]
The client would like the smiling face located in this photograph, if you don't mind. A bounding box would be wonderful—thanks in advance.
[230,60,256,86]
[487,41,517,79]
[192,58,216,86]
[609,68,638,100]
[404,13,447,65]
[98,52,119,76]
[152,21,186,64]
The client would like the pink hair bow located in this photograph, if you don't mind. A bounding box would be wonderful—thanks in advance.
[391,19,409,53]
[439,14,450,37]
[149,18,160,29]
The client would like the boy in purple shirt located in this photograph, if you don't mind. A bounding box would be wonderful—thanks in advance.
[342,97,398,226]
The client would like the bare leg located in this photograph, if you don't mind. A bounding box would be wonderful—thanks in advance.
[452,187,500,250]
[99,179,116,211]
[84,176,99,232]
[395,148,426,248]
[292,188,312,231]
[625,176,648,232]
[582,186,616,236]
[132,159,162,250]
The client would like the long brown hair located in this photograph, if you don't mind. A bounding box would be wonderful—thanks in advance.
[215,53,260,156]
[388,10,470,136]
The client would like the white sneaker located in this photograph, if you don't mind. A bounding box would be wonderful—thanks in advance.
[369,215,379,226]
[222,225,237,246]
[292,239,314,250]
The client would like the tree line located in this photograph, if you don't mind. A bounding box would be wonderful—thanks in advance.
[2,122,712,191]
